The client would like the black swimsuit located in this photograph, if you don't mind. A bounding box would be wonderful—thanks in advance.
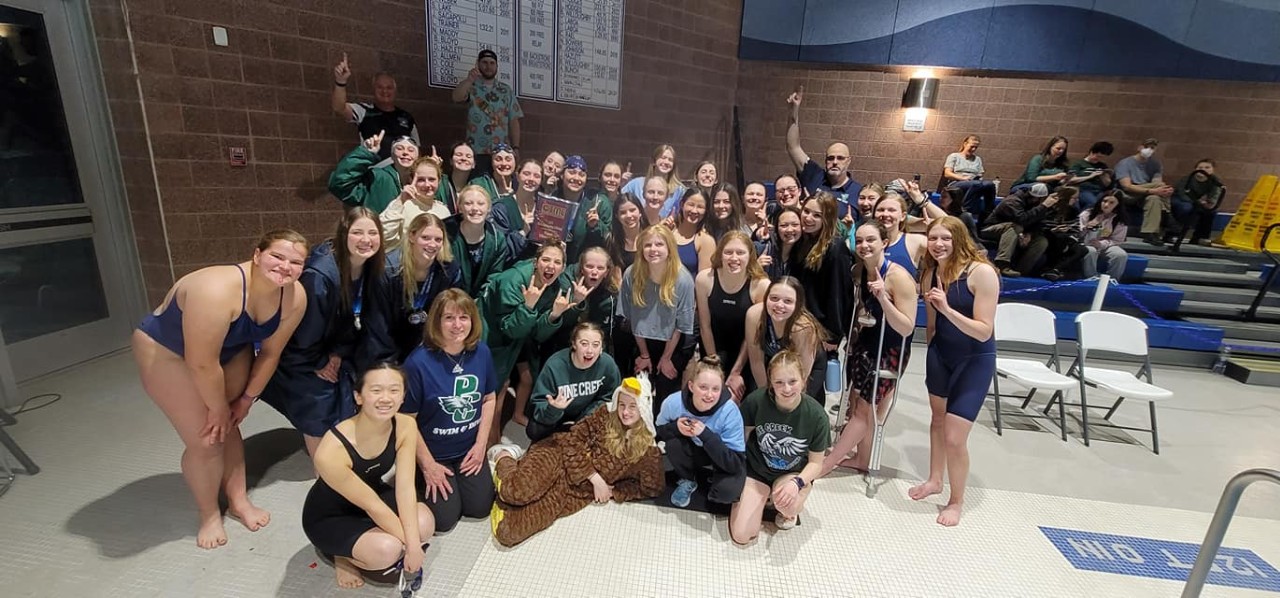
[301,418,400,558]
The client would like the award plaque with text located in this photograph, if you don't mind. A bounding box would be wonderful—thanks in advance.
[531,193,579,243]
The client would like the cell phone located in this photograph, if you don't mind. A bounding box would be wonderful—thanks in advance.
[913,173,921,182]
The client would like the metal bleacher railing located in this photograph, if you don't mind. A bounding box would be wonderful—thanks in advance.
[1244,222,1280,322]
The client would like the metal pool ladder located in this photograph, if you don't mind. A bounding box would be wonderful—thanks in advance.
[1181,468,1280,597]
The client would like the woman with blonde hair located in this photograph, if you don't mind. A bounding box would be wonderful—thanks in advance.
[133,229,309,548]
[448,184,516,298]
[621,144,684,217]
[730,350,829,544]
[617,224,696,403]
[487,375,663,546]
[368,212,461,363]
[696,231,769,399]
[910,216,999,527]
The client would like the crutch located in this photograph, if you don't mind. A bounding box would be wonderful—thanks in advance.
[865,324,909,499]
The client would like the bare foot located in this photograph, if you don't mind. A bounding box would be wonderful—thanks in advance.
[937,502,963,527]
[908,480,943,501]
[196,513,228,549]
[334,557,365,589]
[841,456,869,472]
[227,501,272,531]
[511,413,529,426]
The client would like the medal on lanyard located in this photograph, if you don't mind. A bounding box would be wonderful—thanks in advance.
[408,269,434,326]
[352,278,363,331]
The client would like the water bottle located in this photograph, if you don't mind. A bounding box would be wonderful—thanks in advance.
[1212,346,1232,375]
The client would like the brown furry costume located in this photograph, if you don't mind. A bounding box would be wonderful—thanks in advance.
[492,407,663,546]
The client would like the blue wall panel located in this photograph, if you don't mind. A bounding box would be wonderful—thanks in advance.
[979,2,1093,73]
[739,0,1280,82]
[796,0,896,64]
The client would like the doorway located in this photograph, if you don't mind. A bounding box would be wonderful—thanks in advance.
[0,0,144,401]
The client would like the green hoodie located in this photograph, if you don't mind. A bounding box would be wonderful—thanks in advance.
[530,348,620,426]
[447,217,512,299]
[479,259,571,381]
[567,190,613,262]
[328,146,402,213]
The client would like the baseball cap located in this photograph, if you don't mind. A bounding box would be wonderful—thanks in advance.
[1142,138,1159,147]
[1030,183,1049,197]
[477,48,498,62]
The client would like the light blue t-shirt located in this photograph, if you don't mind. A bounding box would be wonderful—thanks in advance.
[1114,156,1163,186]
[621,177,684,218]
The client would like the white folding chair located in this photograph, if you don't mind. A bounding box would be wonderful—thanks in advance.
[1066,311,1174,454]
[990,303,1074,441]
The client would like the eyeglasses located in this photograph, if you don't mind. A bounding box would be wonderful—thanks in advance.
[776,186,799,194]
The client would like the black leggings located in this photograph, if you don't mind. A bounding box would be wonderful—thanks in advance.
[665,436,745,505]
[642,336,694,415]
[417,456,494,533]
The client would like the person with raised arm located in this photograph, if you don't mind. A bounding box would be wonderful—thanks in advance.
[329,132,420,214]
[330,52,417,159]
[785,89,862,219]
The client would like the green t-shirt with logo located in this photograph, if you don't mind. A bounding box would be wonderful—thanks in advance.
[741,388,830,483]
[531,348,621,426]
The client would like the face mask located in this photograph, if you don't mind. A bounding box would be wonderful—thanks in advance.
[1139,148,1155,158]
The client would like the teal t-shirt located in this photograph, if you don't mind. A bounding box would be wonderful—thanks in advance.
[740,388,830,483]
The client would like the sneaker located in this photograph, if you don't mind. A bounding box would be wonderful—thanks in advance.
[1042,269,1063,282]
[999,267,1021,278]
[486,443,523,472]
[671,478,698,508]
[775,512,798,530]
[1143,234,1165,247]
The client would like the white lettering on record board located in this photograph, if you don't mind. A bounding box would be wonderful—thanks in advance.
[426,0,625,109]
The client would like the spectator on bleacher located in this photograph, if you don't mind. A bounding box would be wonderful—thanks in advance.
[1172,159,1225,247]
[943,135,997,221]
[621,145,684,217]
[785,90,862,219]
[451,49,522,176]
[1037,187,1089,281]
[1079,194,1129,280]
[1114,138,1175,246]
[1067,141,1115,212]
[980,183,1055,278]
[331,53,418,160]
[329,132,419,214]
[1011,136,1071,192]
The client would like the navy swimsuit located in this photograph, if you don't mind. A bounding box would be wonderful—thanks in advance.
[137,265,283,363]
[924,268,996,422]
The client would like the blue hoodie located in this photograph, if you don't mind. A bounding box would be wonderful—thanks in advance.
[655,388,746,475]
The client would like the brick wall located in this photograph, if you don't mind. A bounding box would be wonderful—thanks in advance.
[88,0,742,304]
[736,61,1280,212]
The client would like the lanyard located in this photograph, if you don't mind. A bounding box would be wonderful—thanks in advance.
[412,268,436,312]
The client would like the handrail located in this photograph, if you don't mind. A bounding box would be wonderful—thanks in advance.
[1243,223,1280,321]
[1180,468,1280,597]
